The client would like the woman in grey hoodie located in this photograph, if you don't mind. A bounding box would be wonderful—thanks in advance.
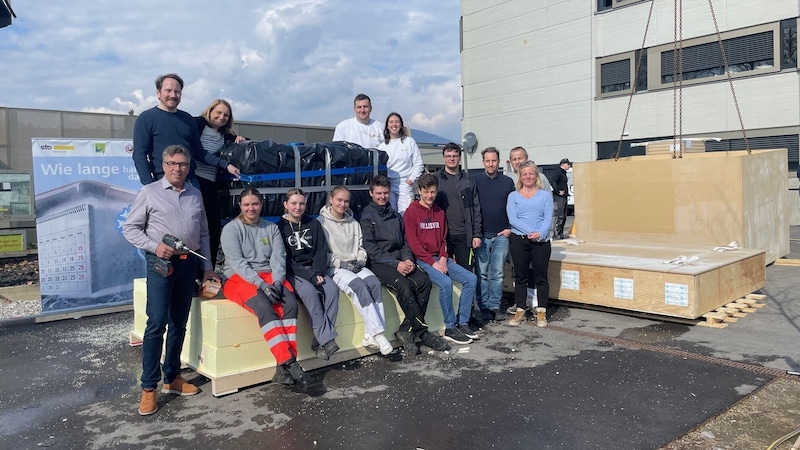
[220,187,311,392]
[317,186,393,355]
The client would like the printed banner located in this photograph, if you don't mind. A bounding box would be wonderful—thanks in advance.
[32,139,145,313]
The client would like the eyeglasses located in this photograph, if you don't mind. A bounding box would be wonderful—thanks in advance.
[164,161,189,169]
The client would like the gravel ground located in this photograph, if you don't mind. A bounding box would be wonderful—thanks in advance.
[0,255,41,320]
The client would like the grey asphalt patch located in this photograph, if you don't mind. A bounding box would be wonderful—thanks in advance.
[0,311,776,450]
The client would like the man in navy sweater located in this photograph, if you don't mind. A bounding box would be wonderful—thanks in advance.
[472,147,516,322]
[133,73,240,185]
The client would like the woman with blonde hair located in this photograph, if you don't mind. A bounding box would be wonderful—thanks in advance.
[195,99,245,268]
[506,161,552,327]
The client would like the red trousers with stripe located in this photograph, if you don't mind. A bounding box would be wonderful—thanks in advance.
[223,273,299,365]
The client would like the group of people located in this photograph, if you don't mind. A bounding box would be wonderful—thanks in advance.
[123,79,570,416]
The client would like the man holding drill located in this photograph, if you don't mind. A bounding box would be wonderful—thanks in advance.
[123,144,220,416]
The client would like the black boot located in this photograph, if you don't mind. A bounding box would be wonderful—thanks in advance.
[285,361,312,393]
[394,330,419,355]
[316,339,339,361]
[555,218,567,239]
[272,364,293,385]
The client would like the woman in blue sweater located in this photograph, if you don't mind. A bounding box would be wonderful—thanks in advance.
[506,161,553,327]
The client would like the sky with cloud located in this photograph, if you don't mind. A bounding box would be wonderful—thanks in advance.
[0,1,463,141]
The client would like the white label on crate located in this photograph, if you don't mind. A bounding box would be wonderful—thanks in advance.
[561,270,580,290]
[614,277,634,300]
[664,282,689,306]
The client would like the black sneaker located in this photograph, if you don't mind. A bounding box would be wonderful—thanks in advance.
[443,327,472,345]
[468,314,485,330]
[420,331,451,352]
[459,324,479,340]
[316,339,339,361]
[394,330,419,355]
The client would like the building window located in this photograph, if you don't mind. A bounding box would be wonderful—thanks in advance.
[781,18,797,69]
[598,134,799,172]
[597,0,648,13]
[600,59,631,93]
[635,49,648,91]
[661,31,775,83]
[706,134,799,172]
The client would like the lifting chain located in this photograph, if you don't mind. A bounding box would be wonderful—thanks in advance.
[707,0,751,153]
[672,0,684,158]
[615,0,751,161]
[614,0,656,161]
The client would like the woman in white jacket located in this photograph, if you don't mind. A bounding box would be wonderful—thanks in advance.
[317,186,393,355]
[377,112,424,215]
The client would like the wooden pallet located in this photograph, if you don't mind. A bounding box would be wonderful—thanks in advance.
[698,292,766,328]
[773,258,800,266]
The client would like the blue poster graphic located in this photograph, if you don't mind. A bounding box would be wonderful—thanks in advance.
[32,139,145,313]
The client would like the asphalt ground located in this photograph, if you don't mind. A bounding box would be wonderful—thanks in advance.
[2,227,800,449]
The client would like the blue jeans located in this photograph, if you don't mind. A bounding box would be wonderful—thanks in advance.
[474,235,509,312]
[141,253,198,390]
[417,259,476,329]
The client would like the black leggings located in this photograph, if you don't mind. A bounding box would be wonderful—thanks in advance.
[509,234,551,309]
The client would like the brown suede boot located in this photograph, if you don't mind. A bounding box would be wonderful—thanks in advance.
[162,375,199,396]
[508,308,526,327]
[535,307,548,327]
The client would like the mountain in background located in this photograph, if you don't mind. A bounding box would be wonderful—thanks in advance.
[409,129,456,145]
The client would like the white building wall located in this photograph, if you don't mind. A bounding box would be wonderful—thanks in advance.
[594,0,800,144]
[595,0,799,56]
[595,73,800,142]
[461,0,594,167]
[462,0,800,223]
[462,0,800,156]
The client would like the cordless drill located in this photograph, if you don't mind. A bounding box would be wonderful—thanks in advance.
[153,234,208,277]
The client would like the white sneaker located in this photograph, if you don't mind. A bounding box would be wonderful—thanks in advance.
[362,334,379,350]
[526,288,538,308]
[374,333,394,355]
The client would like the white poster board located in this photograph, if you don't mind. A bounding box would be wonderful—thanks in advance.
[32,139,145,314]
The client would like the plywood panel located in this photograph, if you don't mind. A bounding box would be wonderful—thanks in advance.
[547,241,765,319]
[575,150,788,263]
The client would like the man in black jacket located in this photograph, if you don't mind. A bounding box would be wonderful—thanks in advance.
[552,158,572,239]
[435,143,483,270]
[360,176,450,355]
[435,142,484,331]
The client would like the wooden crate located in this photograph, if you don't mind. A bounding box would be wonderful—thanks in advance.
[547,241,765,319]
[130,279,459,396]
[574,149,789,264]
[643,139,705,155]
